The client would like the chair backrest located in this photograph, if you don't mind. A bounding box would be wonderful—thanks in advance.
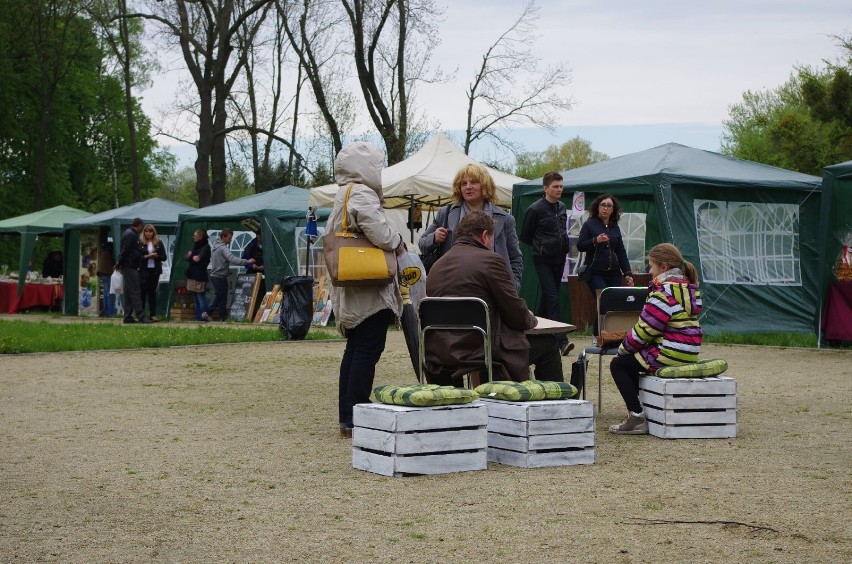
[417,297,492,385]
[598,286,648,333]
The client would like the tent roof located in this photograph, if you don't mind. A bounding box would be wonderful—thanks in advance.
[514,143,822,192]
[65,198,193,228]
[0,205,91,235]
[310,133,526,209]
[179,185,326,221]
[824,159,852,179]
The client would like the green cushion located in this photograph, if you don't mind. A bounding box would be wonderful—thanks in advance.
[474,380,577,402]
[373,384,478,407]
[655,359,728,379]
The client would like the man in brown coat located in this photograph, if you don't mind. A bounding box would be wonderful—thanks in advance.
[424,211,563,384]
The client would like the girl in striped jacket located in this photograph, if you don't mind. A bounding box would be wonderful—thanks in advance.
[609,243,702,435]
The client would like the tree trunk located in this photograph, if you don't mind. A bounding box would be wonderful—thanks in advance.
[118,0,140,202]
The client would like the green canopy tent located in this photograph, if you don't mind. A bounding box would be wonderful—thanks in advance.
[817,160,852,343]
[513,143,823,334]
[0,205,92,294]
[63,198,194,315]
[170,186,331,314]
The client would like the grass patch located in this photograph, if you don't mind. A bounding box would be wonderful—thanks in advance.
[703,331,818,348]
[0,320,338,354]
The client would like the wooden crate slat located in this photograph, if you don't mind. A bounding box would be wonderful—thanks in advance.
[647,421,738,439]
[480,399,594,421]
[489,431,595,452]
[639,390,737,410]
[353,447,486,477]
[644,405,737,425]
[353,402,487,433]
[354,427,487,454]
[488,447,595,468]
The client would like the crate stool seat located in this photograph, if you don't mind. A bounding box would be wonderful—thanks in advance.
[352,402,488,477]
[480,399,595,468]
[638,375,737,439]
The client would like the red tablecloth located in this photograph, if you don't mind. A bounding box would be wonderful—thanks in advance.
[822,280,852,341]
[0,281,64,314]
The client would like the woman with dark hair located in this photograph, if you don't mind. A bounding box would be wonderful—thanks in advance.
[576,193,635,337]
[609,243,702,434]
[185,229,211,322]
[418,163,523,289]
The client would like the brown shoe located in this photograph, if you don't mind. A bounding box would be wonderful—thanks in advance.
[339,426,353,439]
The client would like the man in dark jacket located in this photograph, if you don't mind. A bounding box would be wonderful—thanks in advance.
[425,211,563,384]
[519,171,572,355]
[114,217,150,324]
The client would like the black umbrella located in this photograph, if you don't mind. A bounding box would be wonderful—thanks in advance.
[399,283,421,380]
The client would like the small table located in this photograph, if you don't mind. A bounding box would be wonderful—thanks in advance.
[0,281,64,314]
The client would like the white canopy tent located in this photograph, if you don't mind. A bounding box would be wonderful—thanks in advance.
[308,133,525,211]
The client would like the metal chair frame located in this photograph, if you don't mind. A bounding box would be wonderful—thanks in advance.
[578,286,648,413]
[417,296,492,388]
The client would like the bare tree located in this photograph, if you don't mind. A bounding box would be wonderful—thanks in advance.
[128,0,272,206]
[463,0,574,156]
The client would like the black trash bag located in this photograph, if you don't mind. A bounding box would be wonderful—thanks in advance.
[279,276,313,340]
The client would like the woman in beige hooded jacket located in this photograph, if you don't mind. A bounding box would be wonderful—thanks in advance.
[329,142,405,438]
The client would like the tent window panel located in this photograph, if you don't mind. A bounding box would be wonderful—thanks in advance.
[694,199,801,286]
[296,226,328,281]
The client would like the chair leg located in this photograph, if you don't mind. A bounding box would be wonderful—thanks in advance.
[598,354,603,414]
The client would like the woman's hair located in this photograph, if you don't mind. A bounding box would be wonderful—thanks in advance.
[649,243,699,285]
[194,229,208,241]
[139,224,160,245]
[588,193,622,223]
[451,163,497,204]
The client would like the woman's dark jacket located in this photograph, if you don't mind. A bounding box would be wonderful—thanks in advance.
[576,217,632,276]
[185,240,211,282]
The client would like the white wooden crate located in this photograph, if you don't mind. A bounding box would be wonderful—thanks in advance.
[352,402,487,477]
[480,399,596,468]
[639,375,738,439]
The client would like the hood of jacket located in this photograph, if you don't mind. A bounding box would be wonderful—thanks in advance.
[654,269,702,317]
[210,238,227,253]
[334,142,384,201]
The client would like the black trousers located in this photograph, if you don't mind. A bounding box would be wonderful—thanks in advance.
[140,268,160,318]
[121,267,143,321]
[610,353,645,413]
[338,308,394,427]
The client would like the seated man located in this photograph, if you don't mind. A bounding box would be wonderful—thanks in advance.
[424,211,564,385]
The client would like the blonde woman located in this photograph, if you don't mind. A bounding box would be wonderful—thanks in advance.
[418,163,523,289]
[139,224,167,321]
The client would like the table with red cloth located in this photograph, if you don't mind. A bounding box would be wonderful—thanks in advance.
[821,280,852,342]
[0,281,64,314]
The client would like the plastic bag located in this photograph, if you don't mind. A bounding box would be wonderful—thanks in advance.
[279,276,313,340]
[110,270,123,294]
[398,251,427,309]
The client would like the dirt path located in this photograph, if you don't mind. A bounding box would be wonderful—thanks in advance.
[1,332,850,562]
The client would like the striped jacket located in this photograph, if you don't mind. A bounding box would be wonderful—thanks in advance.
[618,269,702,371]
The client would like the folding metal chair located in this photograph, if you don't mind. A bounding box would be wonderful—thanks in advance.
[578,286,648,413]
[418,296,492,388]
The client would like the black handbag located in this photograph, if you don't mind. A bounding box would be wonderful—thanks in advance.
[570,357,587,399]
[577,264,591,282]
[419,205,451,274]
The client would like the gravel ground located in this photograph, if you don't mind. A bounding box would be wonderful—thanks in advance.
[1,327,850,562]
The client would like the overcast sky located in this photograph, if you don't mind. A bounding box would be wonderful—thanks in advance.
[141,0,850,164]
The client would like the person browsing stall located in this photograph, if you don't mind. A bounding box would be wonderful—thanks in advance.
[609,243,702,435]
[139,224,167,322]
[186,229,211,322]
[418,163,523,289]
[201,228,254,322]
[425,211,565,385]
[115,217,150,324]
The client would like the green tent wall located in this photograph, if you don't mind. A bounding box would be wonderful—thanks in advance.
[817,160,852,340]
[513,143,823,334]
[63,198,194,315]
[169,186,330,315]
[0,205,91,294]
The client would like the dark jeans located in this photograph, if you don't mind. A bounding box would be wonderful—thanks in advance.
[338,308,394,427]
[586,271,625,335]
[192,288,209,321]
[140,268,160,318]
[121,267,143,322]
[534,260,567,347]
[610,353,645,413]
[205,276,230,321]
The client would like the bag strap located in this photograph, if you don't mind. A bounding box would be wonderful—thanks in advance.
[341,184,355,232]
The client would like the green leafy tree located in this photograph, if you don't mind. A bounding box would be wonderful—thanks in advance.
[514,136,608,179]
[722,35,852,174]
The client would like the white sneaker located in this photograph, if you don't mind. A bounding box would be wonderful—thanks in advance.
[609,412,648,435]
[201,311,211,322]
